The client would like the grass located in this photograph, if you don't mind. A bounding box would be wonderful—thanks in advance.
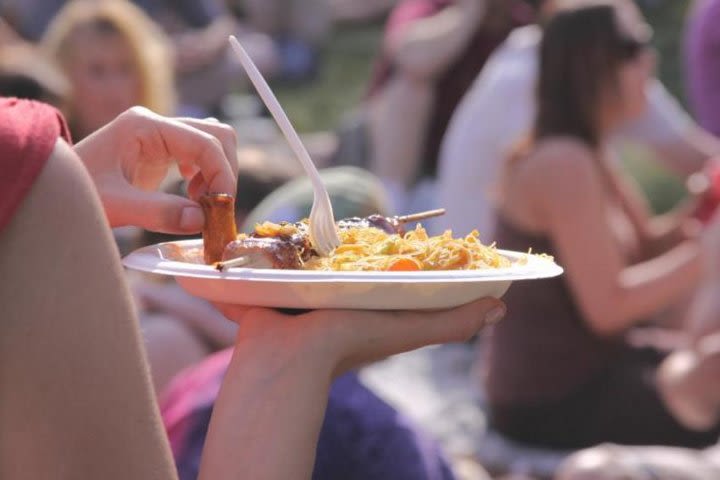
[273,2,696,213]
[272,22,384,133]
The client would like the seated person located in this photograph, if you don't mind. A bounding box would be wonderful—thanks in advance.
[3,0,276,118]
[162,349,460,480]
[351,0,537,213]
[41,0,175,139]
[484,0,720,450]
[437,0,720,239]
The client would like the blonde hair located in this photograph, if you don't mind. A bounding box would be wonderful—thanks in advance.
[42,0,176,116]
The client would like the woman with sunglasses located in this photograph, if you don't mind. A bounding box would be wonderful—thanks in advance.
[483,0,720,449]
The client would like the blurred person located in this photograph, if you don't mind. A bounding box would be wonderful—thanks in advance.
[235,0,331,82]
[437,0,720,239]
[0,97,507,479]
[2,0,277,117]
[484,0,720,450]
[0,44,69,106]
[686,0,720,137]
[41,0,176,139]
[162,348,462,480]
[331,0,401,23]
[359,0,537,214]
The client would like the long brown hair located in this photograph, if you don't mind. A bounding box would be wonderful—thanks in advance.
[534,0,647,148]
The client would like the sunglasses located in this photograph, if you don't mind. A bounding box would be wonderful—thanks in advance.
[618,36,653,61]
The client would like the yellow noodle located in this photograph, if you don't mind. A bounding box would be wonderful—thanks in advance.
[303,224,511,271]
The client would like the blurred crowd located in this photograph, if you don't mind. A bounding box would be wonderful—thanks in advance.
[4,0,720,478]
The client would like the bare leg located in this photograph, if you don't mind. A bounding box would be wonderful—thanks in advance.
[658,333,720,431]
[0,141,177,479]
[557,444,720,480]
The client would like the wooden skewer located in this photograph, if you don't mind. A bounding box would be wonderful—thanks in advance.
[396,208,446,224]
[215,256,250,272]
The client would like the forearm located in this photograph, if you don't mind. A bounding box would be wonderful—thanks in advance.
[653,126,720,177]
[642,202,699,256]
[198,337,332,480]
[614,242,703,331]
[390,4,481,80]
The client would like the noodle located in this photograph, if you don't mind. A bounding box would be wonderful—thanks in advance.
[303,224,511,271]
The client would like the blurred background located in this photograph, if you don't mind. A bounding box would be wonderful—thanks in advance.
[0,0,693,215]
[4,1,720,479]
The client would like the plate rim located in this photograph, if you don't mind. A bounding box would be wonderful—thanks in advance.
[122,239,563,283]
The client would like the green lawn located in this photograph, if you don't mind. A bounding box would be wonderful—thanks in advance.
[272,22,384,133]
[273,2,696,213]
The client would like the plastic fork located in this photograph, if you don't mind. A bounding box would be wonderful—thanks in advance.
[228,36,341,256]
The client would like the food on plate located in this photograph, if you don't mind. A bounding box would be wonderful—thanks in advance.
[302,223,511,271]
[192,194,511,271]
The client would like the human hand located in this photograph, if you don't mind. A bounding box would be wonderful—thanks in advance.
[74,107,238,234]
[216,298,506,378]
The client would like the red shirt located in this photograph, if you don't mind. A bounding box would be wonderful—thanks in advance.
[0,98,71,232]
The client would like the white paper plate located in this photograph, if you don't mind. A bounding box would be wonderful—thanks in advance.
[123,240,563,310]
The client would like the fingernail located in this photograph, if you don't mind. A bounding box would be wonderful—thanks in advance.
[180,206,204,231]
[484,304,506,326]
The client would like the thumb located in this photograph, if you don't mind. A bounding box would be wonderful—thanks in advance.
[104,184,205,234]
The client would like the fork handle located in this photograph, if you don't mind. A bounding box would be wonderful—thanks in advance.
[228,37,322,182]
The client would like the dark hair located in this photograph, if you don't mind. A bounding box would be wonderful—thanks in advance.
[533,2,647,148]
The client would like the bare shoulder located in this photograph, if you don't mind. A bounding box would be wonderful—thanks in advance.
[518,138,600,190]
[44,138,92,187]
[512,137,604,216]
[2,138,104,246]
[529,137,596,173]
